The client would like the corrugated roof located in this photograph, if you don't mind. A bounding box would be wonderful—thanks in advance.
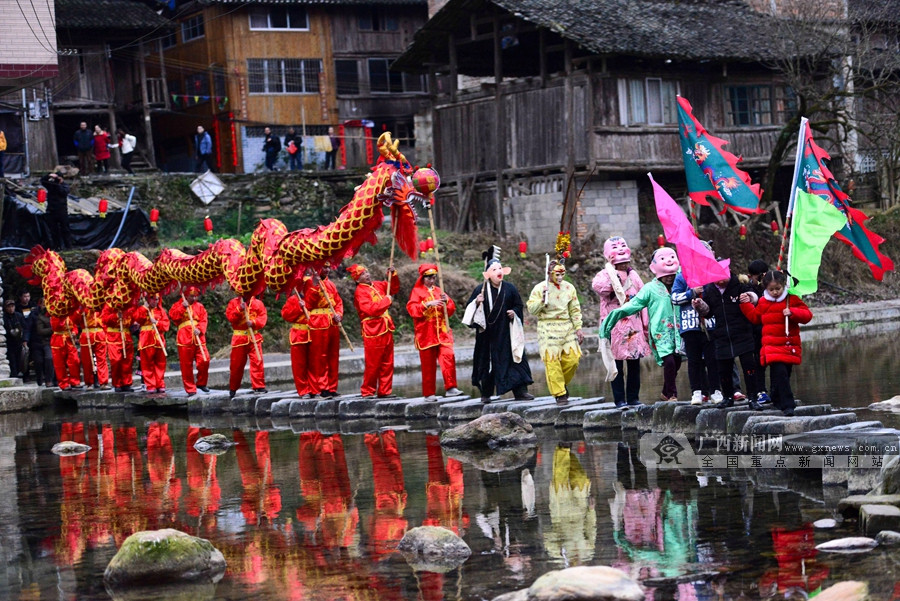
[395,0,826,71]
[56,0,171,32]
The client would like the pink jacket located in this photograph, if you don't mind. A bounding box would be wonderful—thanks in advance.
[592,267,650,361]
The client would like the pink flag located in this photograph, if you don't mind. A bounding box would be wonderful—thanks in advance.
[649,173,731,287]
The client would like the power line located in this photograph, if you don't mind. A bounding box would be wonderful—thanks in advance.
[27,0,56,50]
[12,0,56,55]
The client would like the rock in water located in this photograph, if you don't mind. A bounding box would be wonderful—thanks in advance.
[104,529,226,585]
[440,412,537,449]
[813,518,837,529]
[52,441,91,456]
[876,530,900,546]
[868,395,900,412]
[397,526,471,573]
[519,566,644,601]
[193,434,234,455]
[814,581,869,601]
[445,446,536,472]
[815,537,878,553]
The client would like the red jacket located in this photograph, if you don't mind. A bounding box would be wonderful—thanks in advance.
[406,284,456,350]
[100,305,137,343]
[133,305,170,350]
[354,273,399,339]
[77,309,106,346]
[169,300,208,347]
[740,293,812,366]
[305,278,343,330]
[50,315,79,350]
[281,295,310,345]
[225,297,266,347]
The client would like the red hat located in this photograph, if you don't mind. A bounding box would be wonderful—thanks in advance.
[184,286,200,296]
[347,264,367,282]
[418,263,438,277]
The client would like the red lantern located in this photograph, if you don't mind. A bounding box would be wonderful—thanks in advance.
[771,220,779,236]
[204,216,213,235]
[419,240,427,256]
[98,198,108,218]
[37,188,47,205]
[149,208,159,228]
[518,241,527,258]
[739,224,747,240]
[426,237,434,251]
[657,234,665,248]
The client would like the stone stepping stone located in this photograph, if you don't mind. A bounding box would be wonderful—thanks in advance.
[743,413,857,435]
[860,504,900,536]
[340,397,381,418]
[621,404,655,430]
[74,389,126,409]
[382,395,471,419]
[840,495,900,517]
[584,408,626,430]
[438,399,487,422]
[289,399,319,418]
[315,398,342,418]
[555,401,615,427]
[270,399,293,418]
[522,397,601,426]
[376,397,426,418]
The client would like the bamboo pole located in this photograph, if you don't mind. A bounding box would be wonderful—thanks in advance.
[426,200,451,327]
[142,298,167,357]
[81,313,98,383]
[318,279,355,352]
[242,299,263,362]
[181,292,209,363]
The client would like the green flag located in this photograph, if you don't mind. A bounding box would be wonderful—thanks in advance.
[788,189,847,296]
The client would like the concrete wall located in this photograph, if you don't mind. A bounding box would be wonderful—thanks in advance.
[504,177,641,252]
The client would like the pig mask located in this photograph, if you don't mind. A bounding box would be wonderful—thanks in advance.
[603,237,632,265]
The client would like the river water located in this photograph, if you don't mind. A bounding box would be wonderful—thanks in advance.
[2,333,900,600]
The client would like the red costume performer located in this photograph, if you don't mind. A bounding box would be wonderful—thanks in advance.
[169,287,210,395]
[50,313,81,389]
[281,287,313,397]
[225,296,267,396]
[100,304,137,391]
[78,308,109,388]
[134,294,170,393]
[406,263,461,399]
[349,264,399,398]
[304,267,343,397]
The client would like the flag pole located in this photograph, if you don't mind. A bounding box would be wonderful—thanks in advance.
[778,117,808,270]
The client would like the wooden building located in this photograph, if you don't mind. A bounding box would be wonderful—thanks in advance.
[394,0,813,250]
[0,0,168,175]
[151,0,428,173]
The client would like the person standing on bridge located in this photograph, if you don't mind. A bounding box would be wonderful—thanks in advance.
[169,287,210,397]
[407,263,463,401]
[349,264,399,399]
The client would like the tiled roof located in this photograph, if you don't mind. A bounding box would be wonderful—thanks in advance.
[197,0,427,4]
[395,0,825,71]
[56,0,171,32]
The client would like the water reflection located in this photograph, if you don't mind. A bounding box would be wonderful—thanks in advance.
[3,397,899,600]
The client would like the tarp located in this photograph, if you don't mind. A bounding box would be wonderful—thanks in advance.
[1,192,155,250]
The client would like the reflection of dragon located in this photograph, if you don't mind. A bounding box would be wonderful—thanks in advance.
[21,132,436,316]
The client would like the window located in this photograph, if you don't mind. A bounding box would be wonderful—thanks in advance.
[358,7,398,31]
[249,6,309,30]
[335,60,360,94]
[182,14,205,42]
[161,30,176,49]
[184,72,209,106]
[247,58,322,94]
[621,77,679,125]
[725,85,795,126]
[367,58,423,94]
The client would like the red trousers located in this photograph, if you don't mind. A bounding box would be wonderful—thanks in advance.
[229,343,266,391]
[177,344,209,394]
[361,334,393,397]
[309,326,339,393]
[290,343,312,396]
[419,344,458,397]
[107,338,134,388]
[80,340,109,386]
[52,344,81,388]
[140,347,167,391]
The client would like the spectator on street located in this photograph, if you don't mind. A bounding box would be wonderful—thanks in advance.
[92,125,112,174]
[285,126,301,171]
[263,127,281,171]
[40,170,74,250]
[27,297,54,387]
[195,125,214,172]
[324,126,340,170]
[16,291,35,381]
[3,299,25,378]
[115,128,137,175]
[73,122,93,175]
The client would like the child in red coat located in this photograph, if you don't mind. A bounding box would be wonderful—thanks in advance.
[740,271,812,416]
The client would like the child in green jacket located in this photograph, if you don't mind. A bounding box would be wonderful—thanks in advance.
[601,247,682,402]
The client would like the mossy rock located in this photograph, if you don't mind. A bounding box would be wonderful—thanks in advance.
[104,529,226,585]
[440,412,537,449]
[52,441,91,456]
[193,433,234,455]
[397,526,471,573]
